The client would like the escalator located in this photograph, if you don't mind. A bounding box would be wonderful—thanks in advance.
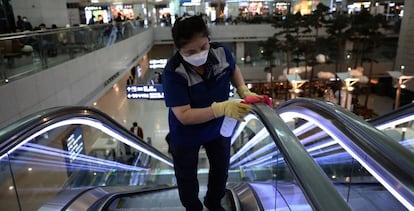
[0,107,176,210]
[2,98,413,211]
[369,103,414,152]
[0,105,350,211]
[276,98,414,210]
[104,99,414,210]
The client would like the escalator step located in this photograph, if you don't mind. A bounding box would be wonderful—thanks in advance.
[107,186,233,210]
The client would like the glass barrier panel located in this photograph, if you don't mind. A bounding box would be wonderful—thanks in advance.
[381,121,414,153]
[0,21,146,85]
[0,154,20,211]
[6,122,174,210]
[230,114,311,210]
[285,117,407,210]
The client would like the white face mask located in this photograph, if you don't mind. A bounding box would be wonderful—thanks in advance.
[182,50,209,67]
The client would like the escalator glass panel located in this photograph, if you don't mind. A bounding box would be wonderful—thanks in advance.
[3,121,174,211]
[0,155,20,211]
[284,117,407,210]
[229,114,312,210]
[380,122,414,154]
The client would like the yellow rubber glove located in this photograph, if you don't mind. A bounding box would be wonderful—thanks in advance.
[211,100,252,122]
[236,85,262,99]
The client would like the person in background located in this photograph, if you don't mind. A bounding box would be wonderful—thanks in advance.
[130,122,144,139]
[126,76,133,86]
[88,15,96,25]
[38,23,47,30]
[21,16,33,31]
[130,66,137,82]
[97,15,104,24]
[162,15,260,211]
[16,15,24,31]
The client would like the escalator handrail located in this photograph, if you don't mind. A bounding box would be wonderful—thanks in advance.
[368,102,414,125]
[251,103,351,210]
[2,105,350,210]
[0,106,172,165]
[277,98,414,208]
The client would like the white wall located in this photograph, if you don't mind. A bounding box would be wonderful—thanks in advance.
[12,0,69,28]
[0,29,154,128]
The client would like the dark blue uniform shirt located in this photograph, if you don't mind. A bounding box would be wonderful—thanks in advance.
[162,43,235,146]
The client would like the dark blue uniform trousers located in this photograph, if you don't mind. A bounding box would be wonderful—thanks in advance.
[171,136,230,211]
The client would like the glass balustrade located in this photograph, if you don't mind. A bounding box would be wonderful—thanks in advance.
[0,21,147,85]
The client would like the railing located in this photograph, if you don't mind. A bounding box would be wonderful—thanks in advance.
[0,103,352,210]
[0,106,173,211]
[277,98,414,210]
[0,21,147,85]
[229,103,351,210]
[4,99,411,210]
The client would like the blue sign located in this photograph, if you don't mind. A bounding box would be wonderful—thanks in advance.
[180,0,191,5]
[127,84,235,100]
[127,85,164,100]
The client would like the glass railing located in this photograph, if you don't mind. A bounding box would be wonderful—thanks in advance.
[227,103,350,210]
[0,106,174,211]
[0,103,351,210]
[277,98,414,210]
[228,110,314,210]
[3,99,412,210]
[0,21,147,85]
[97,103,350,210]
[369,103,414,153]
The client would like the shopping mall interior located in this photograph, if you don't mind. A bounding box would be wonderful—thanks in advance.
[0,0,413,211]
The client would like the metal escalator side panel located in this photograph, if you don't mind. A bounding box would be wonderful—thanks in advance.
[369,102,414,125]
[227,183,261,211]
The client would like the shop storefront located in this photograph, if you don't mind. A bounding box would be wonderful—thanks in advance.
[80,2,150,24]
[84,6,111,24]
[224,1,290,23]
[111,3,135,21]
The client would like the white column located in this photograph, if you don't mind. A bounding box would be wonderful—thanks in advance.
[395,0,414,91]
[235,42,244,65]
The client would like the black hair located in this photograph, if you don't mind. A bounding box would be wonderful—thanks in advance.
[171,15,209,49]
[133,122,138,126]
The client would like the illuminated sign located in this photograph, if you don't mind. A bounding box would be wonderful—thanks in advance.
[66,127,84,161]
[85,6,103,10]
[127,85,164,100]
[127,84,235,100]
[180,0,201,6]
[123,4,133,9]
[62,126,86,176]
[149,59,168,69]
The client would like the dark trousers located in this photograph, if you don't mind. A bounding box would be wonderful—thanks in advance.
[171,136,230,211]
